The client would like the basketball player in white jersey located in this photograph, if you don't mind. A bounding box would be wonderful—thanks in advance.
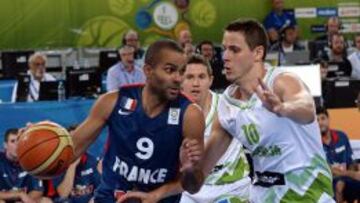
[200,19,334,203]
[180,54,250,203]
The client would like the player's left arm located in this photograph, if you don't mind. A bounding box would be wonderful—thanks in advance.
[180,103,205,194]
[256,73,315,124]
[274,73,315,124]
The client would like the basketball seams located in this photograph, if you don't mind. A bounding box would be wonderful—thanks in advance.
[28,136,72,176]
[18,135,65,160]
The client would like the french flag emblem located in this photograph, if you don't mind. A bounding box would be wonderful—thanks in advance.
[120,97,137,111]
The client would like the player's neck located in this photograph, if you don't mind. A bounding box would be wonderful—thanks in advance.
[235,63,266,100]
[142,86,167,118]
[322,130,332,145]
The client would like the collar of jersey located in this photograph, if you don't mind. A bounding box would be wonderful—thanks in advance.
[224,65,276,110]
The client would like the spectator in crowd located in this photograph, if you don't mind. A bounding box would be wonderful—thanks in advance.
[122,29,145,60]
[27,52,56,102]
[348,33,360,79]
[177,29,192,48]
[322,33,352,77]
[269,25,304,53]
[264,0,297,44]
[316,17,341,43]
[0,128,47,203]
[197,40,230,91]
[317,107,360,203]
[53,125,101,203]
[312,58,329,107]
[184,42,195,59]
[106,45,145,91]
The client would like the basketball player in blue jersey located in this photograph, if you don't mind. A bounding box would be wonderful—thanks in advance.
[0,128,47,203]
[68,39,205,203]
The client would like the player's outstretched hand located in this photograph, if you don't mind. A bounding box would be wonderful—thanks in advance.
[255,78,285,116]
[116,191,158,203]
[179,138,202,172]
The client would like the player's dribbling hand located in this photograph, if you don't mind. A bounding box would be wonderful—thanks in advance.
[179,138,202,172]
[255,78,285,116]
[116,191,158,203]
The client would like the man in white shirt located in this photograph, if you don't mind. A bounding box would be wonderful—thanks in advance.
[27,52,56,102]
[348,34,360,79]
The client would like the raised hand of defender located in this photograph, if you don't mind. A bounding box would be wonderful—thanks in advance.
[255,78,284,116]
[179,138,202,172]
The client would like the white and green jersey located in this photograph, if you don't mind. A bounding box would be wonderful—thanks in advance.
[217,66,334,203]
[180,91,250,203]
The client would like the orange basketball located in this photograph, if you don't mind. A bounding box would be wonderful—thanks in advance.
[17,121,74,179]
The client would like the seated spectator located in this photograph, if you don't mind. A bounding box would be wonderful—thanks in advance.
[197,40,230,91]
[316,16,341,44]
[264,0,297,44]
[122,29,145,61]
[53,125,100,203]
[177,29,192,48]
[348,33,360,79]
[313,58,329,107]
[269,25,304,53]
[27,52,56,102]
[106,45,145,91]
[322,33,352,77]
[317,107,360,203]
[0,128,48,203]
[184,42,195,59]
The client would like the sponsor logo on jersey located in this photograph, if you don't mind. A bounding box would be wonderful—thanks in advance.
[167,108,180,125]
[112,156,168,184]
[18,171,27,178]
[81,168,94,176]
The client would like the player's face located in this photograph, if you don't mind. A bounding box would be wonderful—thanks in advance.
[317,113,330,135]
[181,63,213,104]
[4,134,19,161]
[148,50,186,101]
[222,31,256,84]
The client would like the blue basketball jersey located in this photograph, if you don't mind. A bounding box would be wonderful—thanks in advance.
[95,84,192,202]
[0,152,43,193]
[53,153,100,203]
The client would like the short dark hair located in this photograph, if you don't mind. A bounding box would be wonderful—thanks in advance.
[145,39,184,67]
[316,106,329,117]
[197,40,214,51]
[4,128,18,142]
[225,19,268,60]
[182,54,213,76]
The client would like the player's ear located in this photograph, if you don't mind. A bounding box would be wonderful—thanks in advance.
[143,64,152,77]
[253,46,265,62]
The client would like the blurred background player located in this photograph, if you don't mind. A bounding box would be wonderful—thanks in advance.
[180,54,250,203]
[0,128,49,203]
[52,125,101,203]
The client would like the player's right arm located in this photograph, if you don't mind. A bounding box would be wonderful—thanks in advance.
[72,91,118,160]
